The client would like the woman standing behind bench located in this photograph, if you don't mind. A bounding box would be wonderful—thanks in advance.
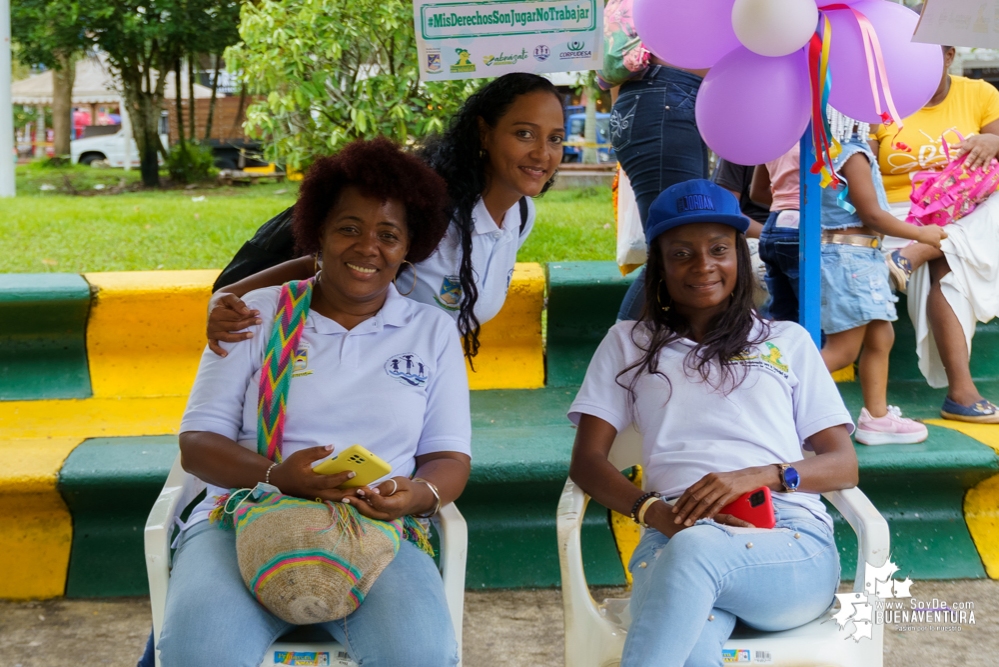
[157,139,471,666]
[207,73,566,360]
[568,180,858,666]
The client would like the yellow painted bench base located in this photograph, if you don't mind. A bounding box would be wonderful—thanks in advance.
[929,420,999,580]
[0,437,82,599]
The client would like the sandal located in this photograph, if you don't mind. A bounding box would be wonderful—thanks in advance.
[886,250,913,294]
[940,397,999,424]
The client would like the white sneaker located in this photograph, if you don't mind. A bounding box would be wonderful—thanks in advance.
[855,406,928,445]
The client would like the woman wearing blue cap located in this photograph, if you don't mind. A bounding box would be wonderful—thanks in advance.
[567,179,859,665]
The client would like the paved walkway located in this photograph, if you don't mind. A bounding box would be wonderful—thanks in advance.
[1,581,996,665]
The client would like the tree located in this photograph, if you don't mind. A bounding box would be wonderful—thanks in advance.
[85,0,241,186]
[224,0,480,169]
[11,0,88,156]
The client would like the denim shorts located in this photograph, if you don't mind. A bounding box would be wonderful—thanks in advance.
[820,243,898,334]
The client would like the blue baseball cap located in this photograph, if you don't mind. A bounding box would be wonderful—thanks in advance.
[645,179,750,245]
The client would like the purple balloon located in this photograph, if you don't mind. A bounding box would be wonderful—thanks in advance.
[634,0,741,70]
[696,47,811,165]
[825,0,943,124]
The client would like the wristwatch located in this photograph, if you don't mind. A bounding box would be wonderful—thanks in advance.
[777,463,800,493]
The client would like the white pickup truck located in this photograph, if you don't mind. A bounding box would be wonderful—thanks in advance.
[70,128,168,167]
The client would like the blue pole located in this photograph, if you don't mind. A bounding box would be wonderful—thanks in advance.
[799,125,822,347]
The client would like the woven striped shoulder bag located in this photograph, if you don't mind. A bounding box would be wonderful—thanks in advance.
[210,278,431,625]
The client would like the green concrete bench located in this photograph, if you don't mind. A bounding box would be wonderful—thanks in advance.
[26,262,999,596]
[55,393,625,597]
[0,274,92,400]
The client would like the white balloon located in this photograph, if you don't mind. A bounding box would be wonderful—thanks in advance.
[732,0,818,57]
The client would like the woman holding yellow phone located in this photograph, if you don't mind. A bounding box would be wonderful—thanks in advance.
[160,139,471,667]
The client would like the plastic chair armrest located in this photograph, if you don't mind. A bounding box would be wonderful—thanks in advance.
[822,487,891,592]
[556,478,607,649]
[433,502,467,665]
[144,455,188,667]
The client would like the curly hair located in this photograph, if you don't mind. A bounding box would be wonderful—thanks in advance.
[292,137,450,265]
[417,73,563,360]
[618,230,771,401]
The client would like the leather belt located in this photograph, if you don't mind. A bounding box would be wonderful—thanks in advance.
[821,232,880,249]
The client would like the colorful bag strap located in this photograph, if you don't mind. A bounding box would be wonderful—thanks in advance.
[257,278,315,462]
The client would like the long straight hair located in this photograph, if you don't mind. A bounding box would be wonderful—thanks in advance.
[617,231,770,398]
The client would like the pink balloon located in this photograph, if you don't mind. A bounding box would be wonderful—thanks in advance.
[825,0,943,124]
[696,47,811,165]
[633,0,741,70]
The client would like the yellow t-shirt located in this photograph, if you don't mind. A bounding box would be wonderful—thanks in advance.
[874,76,999,203]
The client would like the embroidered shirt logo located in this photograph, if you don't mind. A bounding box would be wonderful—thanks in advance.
[292,344,313,378]
[731,342,789,378]
[385,354,429,387]
[434,275,462,310]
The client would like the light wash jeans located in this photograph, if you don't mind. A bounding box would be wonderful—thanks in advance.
[157,520,458,667]
[622,499,840,667]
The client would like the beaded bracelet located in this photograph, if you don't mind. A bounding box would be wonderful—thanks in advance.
[630,491,661,525]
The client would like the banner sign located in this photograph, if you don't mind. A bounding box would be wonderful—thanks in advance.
[413,0,603,81]
[914,0,999,49]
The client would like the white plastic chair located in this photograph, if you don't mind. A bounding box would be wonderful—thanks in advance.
[145,454,468,667]
[557,425,891,667]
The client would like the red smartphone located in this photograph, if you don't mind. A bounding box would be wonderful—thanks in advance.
[719,487,776,529]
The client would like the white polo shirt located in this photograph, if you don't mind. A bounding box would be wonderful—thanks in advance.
[181,283,472,527]
[568,319,853,527]
[398,196,535,325]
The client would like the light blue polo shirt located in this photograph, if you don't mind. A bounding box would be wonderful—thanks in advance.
[181,283,472,527]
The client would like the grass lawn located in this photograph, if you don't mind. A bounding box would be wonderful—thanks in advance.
[2,165,615,273]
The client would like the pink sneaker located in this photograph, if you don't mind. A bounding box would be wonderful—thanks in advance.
[855,406,928,445]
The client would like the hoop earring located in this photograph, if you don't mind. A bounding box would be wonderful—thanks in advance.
[395,261,418,297]
[656,282,672,313]
[314,252,322,274]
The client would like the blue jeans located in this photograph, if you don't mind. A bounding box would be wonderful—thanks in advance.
[612,66,709,321]
[156,521,458,667]
[622,501,840,667]
[758,211,801,324]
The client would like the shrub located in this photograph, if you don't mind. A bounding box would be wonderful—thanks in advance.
[166,142,217,184]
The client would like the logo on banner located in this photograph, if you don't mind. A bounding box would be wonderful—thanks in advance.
[559,40,592,59]
[484,48,529,66]
[450,47,476,73]
[533,44,550,61]
[426,48,442,73]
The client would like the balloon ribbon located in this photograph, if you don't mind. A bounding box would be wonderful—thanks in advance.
[808,15,841,191]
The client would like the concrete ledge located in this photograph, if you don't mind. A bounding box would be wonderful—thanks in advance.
[465,263,545,390]
[0,438,82,599]
[58,436,179,598]
[0,274,92,401]
[546,262,637,387]
[84,270,219,398]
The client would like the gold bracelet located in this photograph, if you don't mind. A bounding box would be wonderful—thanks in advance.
[412,477,442,518]
[636,496,660,527]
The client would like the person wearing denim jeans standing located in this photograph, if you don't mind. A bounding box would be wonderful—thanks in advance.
[753,145,801,323]
[568,181,858,666]
[608,62,710,320]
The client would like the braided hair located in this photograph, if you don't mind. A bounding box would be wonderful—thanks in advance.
[417,73,563,361]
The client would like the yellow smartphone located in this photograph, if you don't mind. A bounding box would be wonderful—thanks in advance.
[311,444,392,489]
